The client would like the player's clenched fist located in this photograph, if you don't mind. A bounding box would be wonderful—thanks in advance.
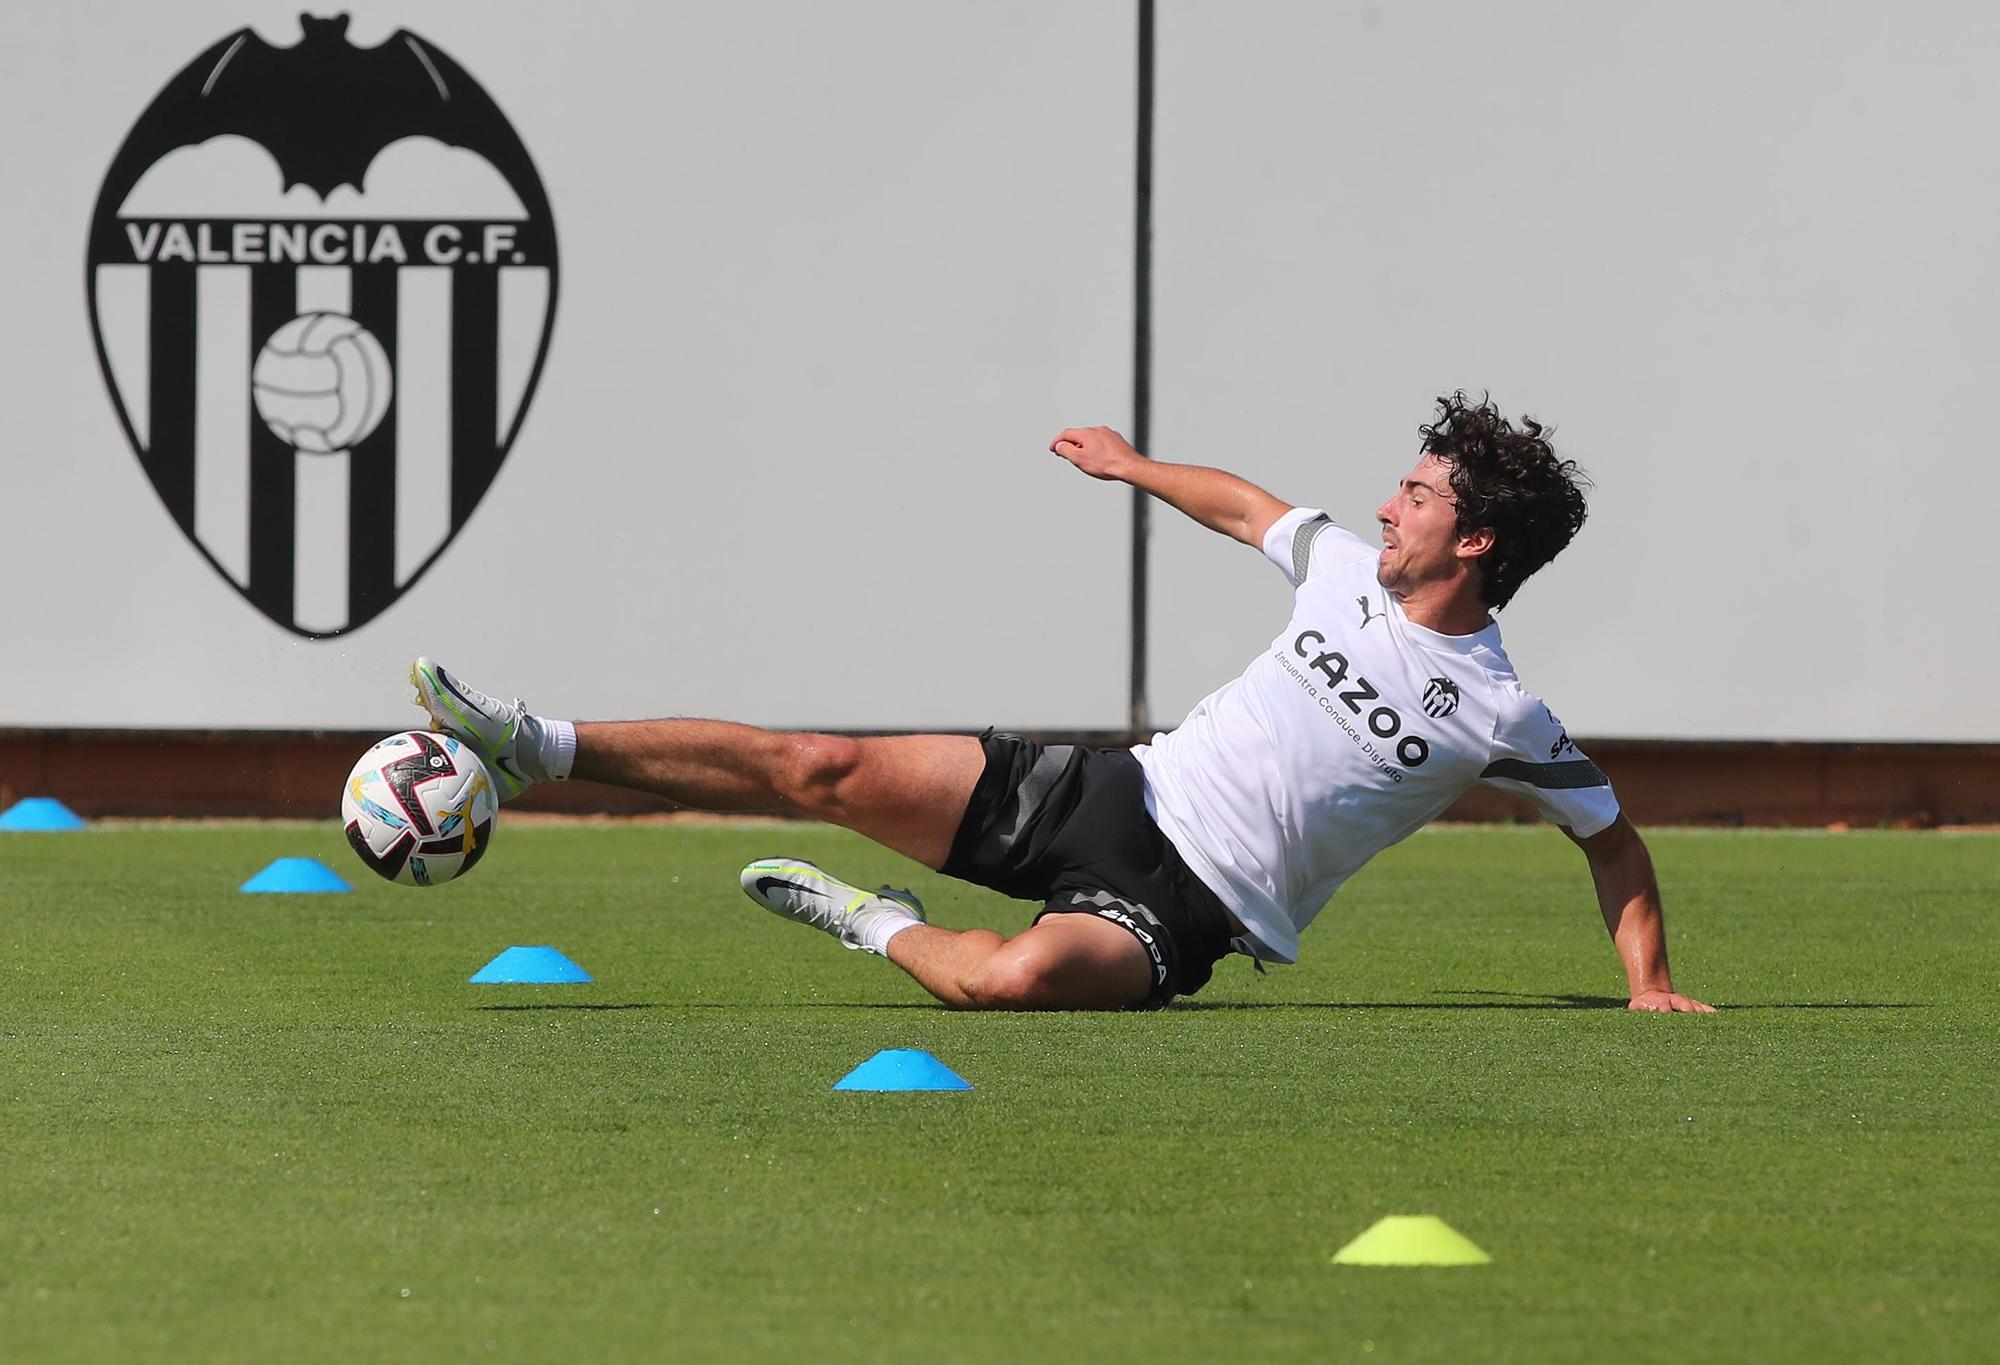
[1051,426,1143,481]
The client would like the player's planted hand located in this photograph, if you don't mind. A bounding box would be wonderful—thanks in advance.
[1051,426,1142,481]
[1628,990,1715,1013]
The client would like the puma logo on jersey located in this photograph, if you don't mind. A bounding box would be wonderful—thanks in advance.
[1357,595,1382,628]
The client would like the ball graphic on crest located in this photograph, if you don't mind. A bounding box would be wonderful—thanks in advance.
[251,311,393,453]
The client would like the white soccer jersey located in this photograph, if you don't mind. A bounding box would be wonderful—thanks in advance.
[1132,506,1620,965]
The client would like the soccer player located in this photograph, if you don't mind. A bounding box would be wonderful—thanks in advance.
[414,393,1710,1013]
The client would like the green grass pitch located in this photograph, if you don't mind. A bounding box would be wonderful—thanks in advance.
[2,821,1994,1362]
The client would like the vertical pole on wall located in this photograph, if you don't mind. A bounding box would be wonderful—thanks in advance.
[1130,0,1156,738]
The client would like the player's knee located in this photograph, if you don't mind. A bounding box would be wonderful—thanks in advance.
[962,925,1156,1011]
[775,733,863,814]
[961,956,1055,1011]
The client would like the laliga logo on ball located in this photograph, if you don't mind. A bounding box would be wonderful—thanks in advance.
[252,311,393,453]
[341,730,499,886]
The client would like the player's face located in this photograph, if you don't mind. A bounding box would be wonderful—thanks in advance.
[1374,454,1464,593]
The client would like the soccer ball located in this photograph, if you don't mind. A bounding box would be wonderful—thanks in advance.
[252,311,394,453]
[340,731,498,886]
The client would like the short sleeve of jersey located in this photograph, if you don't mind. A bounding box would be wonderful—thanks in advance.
[1261,507,1377,586]
[1480,691,1621,837]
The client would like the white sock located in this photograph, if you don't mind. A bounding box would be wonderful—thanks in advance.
[519,715,576,782]
[860,909,923,958]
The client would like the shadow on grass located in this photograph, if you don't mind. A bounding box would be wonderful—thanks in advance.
[665,1001,946,1010]
[472,1002,665,1012]
[1175,994,1630,1012]
[475,994,1931,1014]
[472,1000,946,1012]
[1178,990,1930,1011]
[1427,989,1929,1011]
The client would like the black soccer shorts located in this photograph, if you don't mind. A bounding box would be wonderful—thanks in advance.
[940,731,1236,1007]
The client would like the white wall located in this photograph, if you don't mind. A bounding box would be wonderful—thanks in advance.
[4,1,1992,742]
[1,2,1135,730]
[1150,0,1999,741]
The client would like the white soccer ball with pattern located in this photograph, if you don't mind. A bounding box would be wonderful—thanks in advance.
[340,731,498,886]
[252,310,394,453]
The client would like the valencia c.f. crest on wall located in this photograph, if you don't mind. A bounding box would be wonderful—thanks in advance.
[86,15,558,637]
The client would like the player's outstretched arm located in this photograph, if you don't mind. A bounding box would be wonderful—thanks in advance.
[1050,426,1292,549]
[1565,815,1714,1013]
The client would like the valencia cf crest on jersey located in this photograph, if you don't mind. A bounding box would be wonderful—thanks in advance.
[86,15,558,637]
[1422,676,1461,719]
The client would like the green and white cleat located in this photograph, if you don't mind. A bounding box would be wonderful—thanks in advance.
[409,656,534,801]
[739,858,926,954]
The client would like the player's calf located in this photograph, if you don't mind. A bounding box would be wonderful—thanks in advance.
[939,915,1158,1011]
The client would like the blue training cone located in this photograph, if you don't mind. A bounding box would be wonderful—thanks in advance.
[241,857,350,893]
[469,946,593,984]
[833,1049,972,1092]
[0,797,89,831]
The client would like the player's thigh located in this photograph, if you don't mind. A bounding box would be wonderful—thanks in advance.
[974,913,1154,1010]
[825,733,985,871]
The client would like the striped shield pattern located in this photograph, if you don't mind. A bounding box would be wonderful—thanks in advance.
[86,16,558,637]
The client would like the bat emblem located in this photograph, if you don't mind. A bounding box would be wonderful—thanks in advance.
[1422,676,1461,719]
[86,14,560,637]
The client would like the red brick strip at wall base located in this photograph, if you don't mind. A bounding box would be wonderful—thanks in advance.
[2,730,1996,828]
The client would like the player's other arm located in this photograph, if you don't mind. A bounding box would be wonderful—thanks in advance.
[1564,815,1713,1014]
[1050,426,1291,549]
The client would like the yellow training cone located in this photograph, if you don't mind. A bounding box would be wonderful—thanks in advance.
[1332,1215,1491,1267]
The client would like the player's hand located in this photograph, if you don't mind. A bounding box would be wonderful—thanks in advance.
[1628,990,1715,1013]
[1050,426,1142,481]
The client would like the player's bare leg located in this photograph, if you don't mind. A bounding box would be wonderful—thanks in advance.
[885,915,1154,1010]
[574,723,981,870]
[574,722,1160,1008]
[741,859,1155,1010]
[410,659,1150,1009]
[571,722,1154,1008]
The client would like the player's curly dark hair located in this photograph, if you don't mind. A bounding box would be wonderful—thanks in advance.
[1419,391,1591,609]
